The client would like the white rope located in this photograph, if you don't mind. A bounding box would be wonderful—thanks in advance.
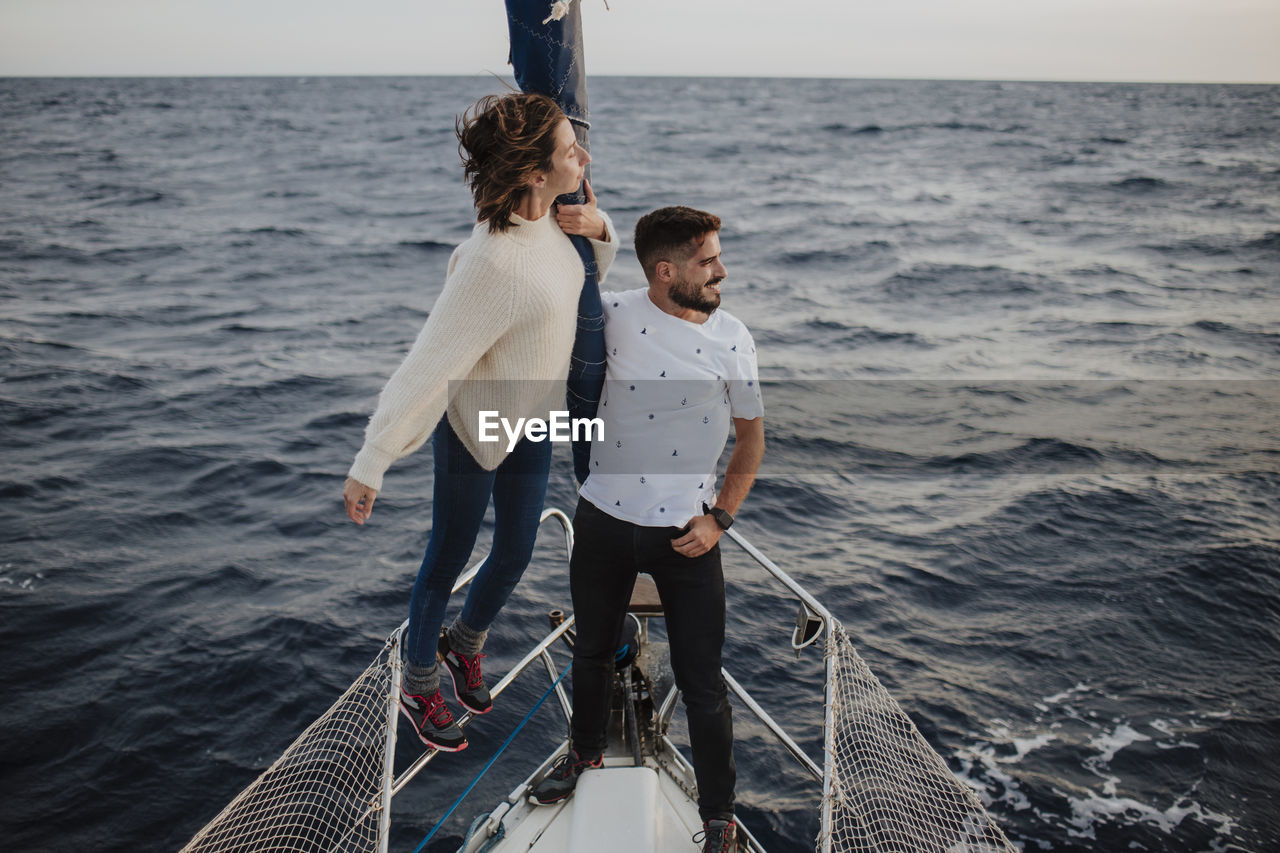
[542,0,575,25]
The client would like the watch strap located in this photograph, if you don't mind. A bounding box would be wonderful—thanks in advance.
[702,502,734,530]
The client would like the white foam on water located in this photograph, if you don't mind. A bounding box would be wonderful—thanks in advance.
[1038,681,1091,709]
[1087,721,1151,767]
[0,566,42,591]
[1150,717,1204,751]
[960,684,1242,850]
[1064,789,1239,846]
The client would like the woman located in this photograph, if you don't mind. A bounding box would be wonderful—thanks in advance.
[343,92,616,752]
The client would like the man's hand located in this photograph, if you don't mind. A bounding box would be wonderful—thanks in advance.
[555,179,608,241]
[671,513,722,558]
[343,477,377,525]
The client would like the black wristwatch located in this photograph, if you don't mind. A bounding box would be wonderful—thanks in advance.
[703,502,734,531]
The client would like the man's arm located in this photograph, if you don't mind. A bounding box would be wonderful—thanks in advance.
[671,416,765,557]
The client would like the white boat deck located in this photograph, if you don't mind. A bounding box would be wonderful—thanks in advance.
[497,760,701,851]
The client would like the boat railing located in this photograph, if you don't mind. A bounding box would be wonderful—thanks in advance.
[180,507,1016,853]
[386,509,839,848]
[721,527,838,851]
[386,508,578,799]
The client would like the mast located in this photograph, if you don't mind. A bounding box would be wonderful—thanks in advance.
[504,0,603,485]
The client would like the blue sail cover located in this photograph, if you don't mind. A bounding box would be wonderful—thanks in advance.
[505,0,604,484]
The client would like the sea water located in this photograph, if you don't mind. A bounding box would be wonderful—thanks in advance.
[1,76,1277,852]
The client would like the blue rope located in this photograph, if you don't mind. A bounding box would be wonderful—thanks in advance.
[411,663,572,853]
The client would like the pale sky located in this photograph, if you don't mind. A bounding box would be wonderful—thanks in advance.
[1,0,1278,83]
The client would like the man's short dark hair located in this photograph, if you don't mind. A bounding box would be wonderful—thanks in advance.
[633,206,722,281]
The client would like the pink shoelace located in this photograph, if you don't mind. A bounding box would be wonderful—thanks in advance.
[421,692,453,727]
[453,651,486,690]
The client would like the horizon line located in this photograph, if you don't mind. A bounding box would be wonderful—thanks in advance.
[3,71,1278,86]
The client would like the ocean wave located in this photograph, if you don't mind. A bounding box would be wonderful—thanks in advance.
[0,240,95,265]
[85,445,218,483]
[767,319,934,350]
[820,120,1017,135]
[303,410,368,433]
[877,263,1051,302]
[191,458,292,495]
[775,240,896,270]
[1244,230,1280,254]
[84,184,176,207]
[934,437,1109,472]
[1109,176,1172,194]
[228,226,312,239]
[1187,320,1280,355]
[0,398,75,430]
[396,239,455,251]
[93,244,187,264]
[820,122,884,135]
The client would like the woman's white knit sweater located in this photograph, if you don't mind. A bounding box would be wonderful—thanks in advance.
[348,210,618,491]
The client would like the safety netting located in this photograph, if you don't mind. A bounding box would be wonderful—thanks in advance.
[180,625,1014,853]
[179,641,397,853]
[822,624,1015,853]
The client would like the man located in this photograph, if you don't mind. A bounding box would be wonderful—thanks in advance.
[531,206,764,853]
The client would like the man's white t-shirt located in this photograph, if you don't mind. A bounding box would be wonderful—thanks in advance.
[579,288,763,527]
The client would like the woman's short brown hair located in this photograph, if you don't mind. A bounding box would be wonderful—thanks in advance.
[457,92,566,233]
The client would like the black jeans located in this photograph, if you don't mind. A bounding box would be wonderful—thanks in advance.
[569,497,735,822]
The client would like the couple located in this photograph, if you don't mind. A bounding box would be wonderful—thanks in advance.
[342,92,763,853]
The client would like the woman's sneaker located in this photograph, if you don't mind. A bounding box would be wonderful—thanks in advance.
[398,687,467,751]
[438,632,493,715]
[529,748,603,804]
[693,819,738,853]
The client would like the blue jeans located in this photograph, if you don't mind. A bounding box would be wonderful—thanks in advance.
[403,416,552,671]
[568,497,736,822]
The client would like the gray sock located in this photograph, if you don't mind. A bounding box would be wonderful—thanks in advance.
[446,616,488,658]
[401,654,440,697]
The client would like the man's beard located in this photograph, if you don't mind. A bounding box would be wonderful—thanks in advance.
[668,275,722,314]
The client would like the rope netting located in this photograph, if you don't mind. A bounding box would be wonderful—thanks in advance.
[180,625,1013,853]
[823,625,1015,853]
[180,642,397,853]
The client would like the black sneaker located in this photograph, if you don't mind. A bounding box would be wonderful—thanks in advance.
[693,819,738,853]
[439,632,493,715]
[529,748,603,804]
[398,687,467,752]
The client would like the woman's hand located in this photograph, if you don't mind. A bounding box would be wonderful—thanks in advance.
[343,477,378,525]
[555,179,608,241]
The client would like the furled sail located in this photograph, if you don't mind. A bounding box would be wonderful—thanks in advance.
[505,0,603,484]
